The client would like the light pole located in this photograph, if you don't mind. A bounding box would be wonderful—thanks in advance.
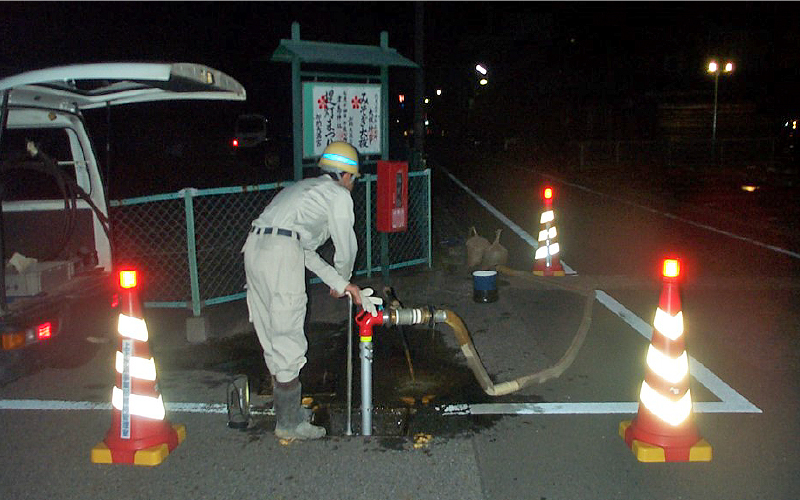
[708,60,734,145]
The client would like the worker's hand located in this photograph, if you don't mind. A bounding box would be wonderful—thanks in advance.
[358,287,383,317]
[337,283,363,306]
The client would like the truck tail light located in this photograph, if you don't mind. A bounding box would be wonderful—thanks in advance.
[37,322,52,340]
[1,320,57,350]
[2,332,25,350]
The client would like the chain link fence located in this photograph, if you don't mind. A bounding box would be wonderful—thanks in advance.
[109,171,431,315]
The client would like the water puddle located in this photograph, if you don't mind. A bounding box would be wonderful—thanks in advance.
[158,320,504,440]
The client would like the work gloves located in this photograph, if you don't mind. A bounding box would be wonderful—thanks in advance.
[358,287,383,317]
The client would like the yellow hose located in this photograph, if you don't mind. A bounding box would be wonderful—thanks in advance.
[439,266,597,396]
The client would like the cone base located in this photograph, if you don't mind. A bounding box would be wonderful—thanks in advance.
[619,420,712,462]
[532,269,566,277]
[92,423,186,466]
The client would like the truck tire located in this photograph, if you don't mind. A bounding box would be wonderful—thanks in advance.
[0,350,25,386]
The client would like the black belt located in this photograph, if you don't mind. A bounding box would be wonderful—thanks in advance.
[250,226,300,240]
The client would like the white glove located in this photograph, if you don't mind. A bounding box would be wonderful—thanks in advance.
[358,287,383,317]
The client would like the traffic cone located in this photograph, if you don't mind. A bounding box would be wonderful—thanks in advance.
[533,186,565,276]
[619,259,712,462]
[91,269,185,466]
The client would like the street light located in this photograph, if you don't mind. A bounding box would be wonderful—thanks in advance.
[707,59,734,145]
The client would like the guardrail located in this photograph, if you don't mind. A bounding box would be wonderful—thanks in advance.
[109,170,432,315]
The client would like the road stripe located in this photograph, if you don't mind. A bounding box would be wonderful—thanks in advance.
[0,399,276,415]
[441,167,576,274]
[0,170,763,418]
[441,167,762,415]
[441,401,760,416]
[537,171,800,260]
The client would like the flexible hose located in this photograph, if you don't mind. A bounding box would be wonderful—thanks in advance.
[438,266,596,396]
[1,145,113,261]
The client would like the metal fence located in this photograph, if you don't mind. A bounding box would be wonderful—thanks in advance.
[109,170,432,315]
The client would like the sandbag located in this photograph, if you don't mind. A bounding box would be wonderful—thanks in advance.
[466,226,490,268]
[481,229,508,268]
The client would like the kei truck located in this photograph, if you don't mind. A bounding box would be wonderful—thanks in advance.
[0,62,246,383]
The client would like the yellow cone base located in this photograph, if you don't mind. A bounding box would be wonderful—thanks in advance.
[532,270,566,276]
[619,421,712,462]
[91,424,186,466]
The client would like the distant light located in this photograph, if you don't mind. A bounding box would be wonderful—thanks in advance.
[436,89,442,96]
[662,259,681,279]
[794,120,798,130]
[424,97,430,104]
[543,187,553,200]
[398,94,405,103]
[475,64,487,75]
[708,61,718,73]
[479,78,488,86]
[724,62,734,72]
[741,185,759,192]
[424,119,429,126]
[232,139,239,147]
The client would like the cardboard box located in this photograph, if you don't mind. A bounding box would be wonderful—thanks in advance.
[5,261,74,297]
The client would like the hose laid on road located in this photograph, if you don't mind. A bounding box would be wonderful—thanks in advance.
[441,266,596,396]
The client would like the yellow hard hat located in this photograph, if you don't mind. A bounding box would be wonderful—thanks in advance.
[318,141,360,176]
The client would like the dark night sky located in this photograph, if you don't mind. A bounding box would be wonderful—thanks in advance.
[3,2,800,195]
[4,2,798,106]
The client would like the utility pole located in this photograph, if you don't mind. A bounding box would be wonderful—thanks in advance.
[413,1,425,168]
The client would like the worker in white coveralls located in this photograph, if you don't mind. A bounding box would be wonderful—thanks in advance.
[243,141,382,440]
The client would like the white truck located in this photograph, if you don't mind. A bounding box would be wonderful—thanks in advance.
[0,62,246,383]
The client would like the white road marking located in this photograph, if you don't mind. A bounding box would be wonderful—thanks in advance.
[538,171,800,260]
[0,169,764,417]
[439,166,762,415]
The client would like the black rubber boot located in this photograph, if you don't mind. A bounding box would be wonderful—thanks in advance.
[273,377,325,440]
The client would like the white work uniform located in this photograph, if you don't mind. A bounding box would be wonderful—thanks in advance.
[242,174,357,383]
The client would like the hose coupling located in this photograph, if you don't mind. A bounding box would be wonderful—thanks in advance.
[387,306,448,326]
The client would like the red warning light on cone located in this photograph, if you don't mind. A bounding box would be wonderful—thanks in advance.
[663,259,680,279]
[119,270,138,289]
[619,258,712,462]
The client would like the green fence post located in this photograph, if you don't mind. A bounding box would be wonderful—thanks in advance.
[182,188,202,316]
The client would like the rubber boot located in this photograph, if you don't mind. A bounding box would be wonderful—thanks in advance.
[271,375,311,421]
[274,377,325,440]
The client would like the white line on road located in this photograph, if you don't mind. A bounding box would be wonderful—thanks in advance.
[0,169,763,418]
[438,166,762,415]
[538,171,800,260]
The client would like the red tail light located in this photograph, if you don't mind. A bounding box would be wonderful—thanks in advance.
[37,322,52,340]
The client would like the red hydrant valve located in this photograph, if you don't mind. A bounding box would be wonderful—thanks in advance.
[355,310,384,342]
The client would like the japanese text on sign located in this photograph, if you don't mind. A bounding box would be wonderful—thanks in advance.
[303,83,381,157]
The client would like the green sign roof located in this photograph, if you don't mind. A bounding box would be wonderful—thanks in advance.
[271,39,419,68]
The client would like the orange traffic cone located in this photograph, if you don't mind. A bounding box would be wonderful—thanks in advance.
[532,186,565,276]
[91,269,185,466]
[619,258,712,462]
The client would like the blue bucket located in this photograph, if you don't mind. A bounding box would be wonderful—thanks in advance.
[473,270,498,303]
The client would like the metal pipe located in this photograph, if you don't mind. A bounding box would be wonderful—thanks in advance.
[360,339,373,436]
[346,293,353,436]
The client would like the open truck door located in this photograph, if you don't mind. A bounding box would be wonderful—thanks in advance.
[0,62,246,383]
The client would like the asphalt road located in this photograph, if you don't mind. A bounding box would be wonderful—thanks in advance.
[1,153,799,499]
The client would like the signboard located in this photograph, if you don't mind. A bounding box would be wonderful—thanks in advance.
[303,83,382,158]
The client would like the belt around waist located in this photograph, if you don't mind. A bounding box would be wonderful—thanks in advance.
[250,226,300,240]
